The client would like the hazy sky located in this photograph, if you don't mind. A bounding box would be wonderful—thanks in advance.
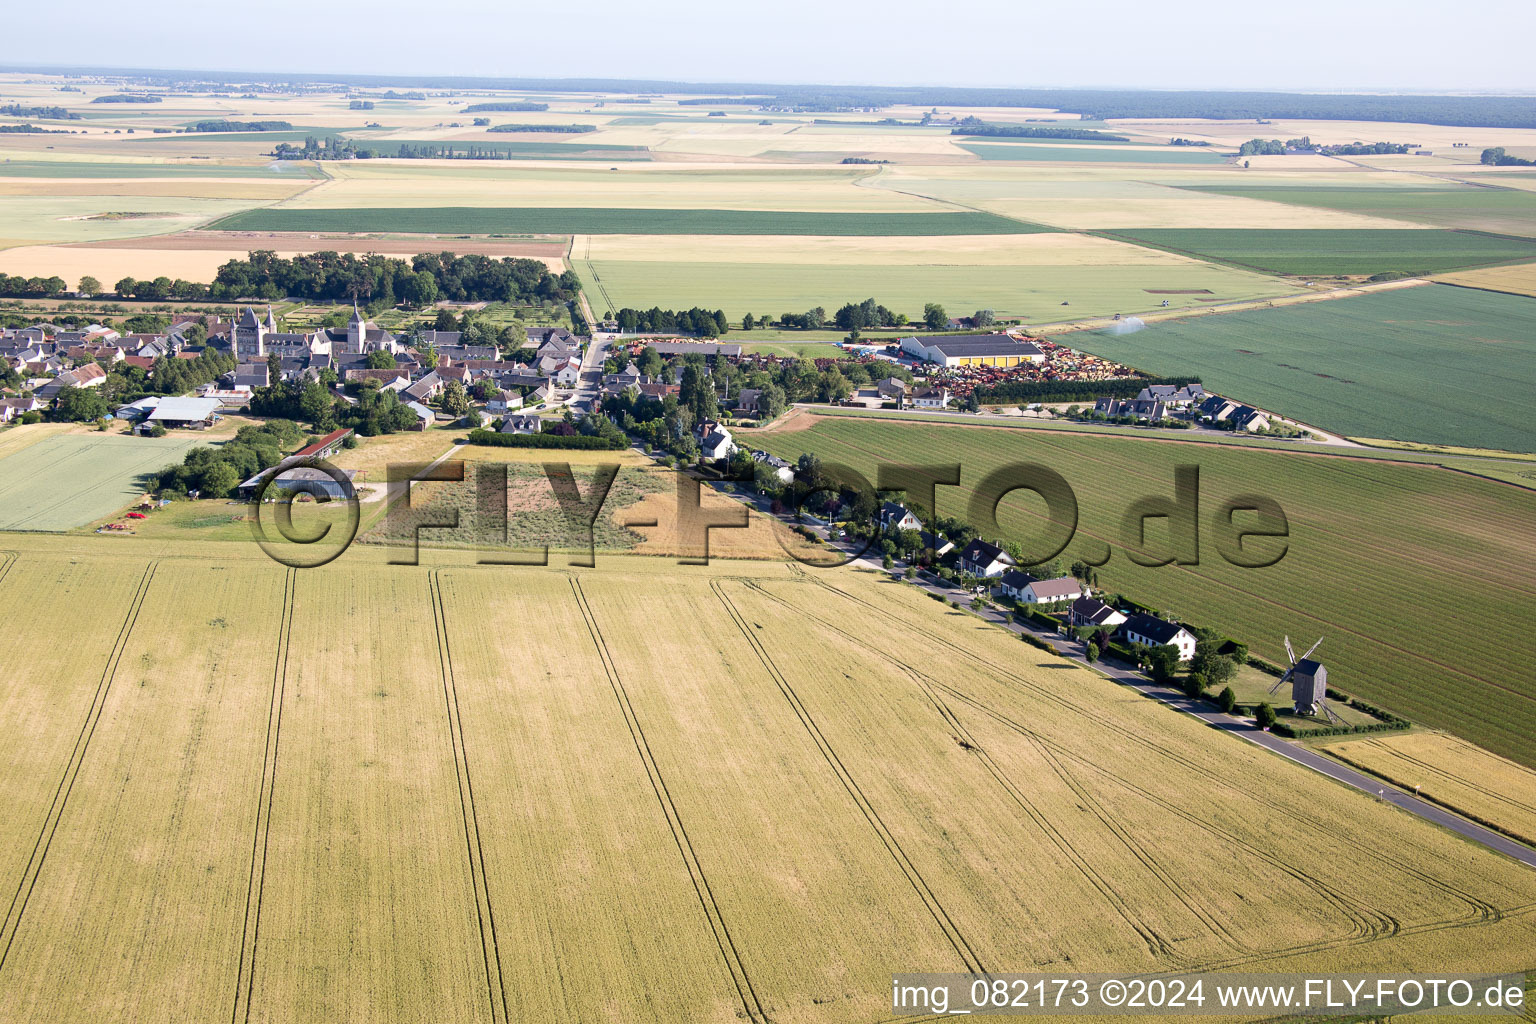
[13,0,1536,93]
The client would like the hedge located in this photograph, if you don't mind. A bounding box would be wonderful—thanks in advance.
[467,428,626,450]
[975,375,1201,404]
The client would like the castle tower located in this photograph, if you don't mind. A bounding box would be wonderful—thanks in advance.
[234,305,266,360]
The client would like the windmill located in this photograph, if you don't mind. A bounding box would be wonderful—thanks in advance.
[1269,635,1341,723]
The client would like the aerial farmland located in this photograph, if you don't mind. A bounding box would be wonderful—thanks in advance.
[1,33,1535,1024]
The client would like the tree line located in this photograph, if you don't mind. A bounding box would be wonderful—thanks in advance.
[1481,147,1536,167]
[208,249,579,305]
[191,120,293,132]
[487,123,595,133]
[949,118,1128,141]
[462,101,549,112]
[609,306,729,336]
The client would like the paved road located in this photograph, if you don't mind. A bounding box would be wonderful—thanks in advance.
[568,332,613,413]
[689,471,1536,872]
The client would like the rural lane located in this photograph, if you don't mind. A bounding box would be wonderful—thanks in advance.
[700,477,1536,873]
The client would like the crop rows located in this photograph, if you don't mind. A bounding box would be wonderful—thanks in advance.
[752,417,1536,765]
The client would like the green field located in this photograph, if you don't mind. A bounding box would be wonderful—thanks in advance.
[0,432,205,531]
[577,258,1300,320]
[1071,284,1536,452]
[1184,185,1536,237]
[960,143,1230,164]
[0,159,327,179]
[210,206,1035,235]
[1100,228,1536,275]
[751,415,1536,767]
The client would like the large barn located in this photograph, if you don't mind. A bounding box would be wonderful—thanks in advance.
[899,333,1045,368]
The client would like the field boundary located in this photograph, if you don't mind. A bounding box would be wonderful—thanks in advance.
[230,567,294,1024]
[430,570,508,1024]
[0,560,158,976]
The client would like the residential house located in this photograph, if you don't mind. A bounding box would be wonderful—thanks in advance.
[1068,597,1127,630]
[1012,575,1084,605]
[486,390,524,415]
[880,501,922,532]
[700,424,736,460]
[910,386,950,410]
[1094,397,1167,421]
[957,539,1015,577]
[403,371,445,404]
[500,413,542,435]
[734,387,763,417]
[1117,613,1198,661]
[36,362,107,400]
[232,363,271,390]
[749,450,794,484]
[1136,383,1207,408]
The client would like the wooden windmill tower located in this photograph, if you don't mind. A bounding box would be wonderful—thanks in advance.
[1269,635,1341,723]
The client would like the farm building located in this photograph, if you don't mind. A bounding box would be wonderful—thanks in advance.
[1117,613,1197,661]
[899,333,1045,368]
[292,428,355,461]
[238,460,358,501]
[142,396,222,431]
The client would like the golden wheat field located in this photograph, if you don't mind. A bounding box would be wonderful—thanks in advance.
[1323,732,1536,846]
[0,534,1531,1024]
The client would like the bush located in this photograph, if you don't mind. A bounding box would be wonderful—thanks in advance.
[1180,672,1206,699]
[1218,686,1236,713]
[1255,702,1278,729]
[465,428,625,450]
[18,411,43,425]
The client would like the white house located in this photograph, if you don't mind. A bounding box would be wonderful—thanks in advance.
[700,425,736,460]
[1069,597,1126,630]
[880,501,922,532]
[500,413,542,435]
[910,386,950,409]
[1117,613,1198,661]
[957,539,1014,577]
[486,389,524,415]
[997,572,1083,605]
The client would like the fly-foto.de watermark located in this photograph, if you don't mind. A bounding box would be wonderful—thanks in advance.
[248,457,1291,571]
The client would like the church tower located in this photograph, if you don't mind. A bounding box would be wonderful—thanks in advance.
[348,300,366,352]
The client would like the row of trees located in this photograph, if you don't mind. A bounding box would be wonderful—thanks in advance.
[202,249,579,306]
[1481,147,1536,167]
[948,117,1127,141]
[608,306,728,336]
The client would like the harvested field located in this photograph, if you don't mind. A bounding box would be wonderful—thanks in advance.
[84,229,570,258]
[209,207,1033,236]
[749,414,1536,765]
[1322,732,1536,845]
[1,537,1533,1022]
[1435,259,1536,297]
